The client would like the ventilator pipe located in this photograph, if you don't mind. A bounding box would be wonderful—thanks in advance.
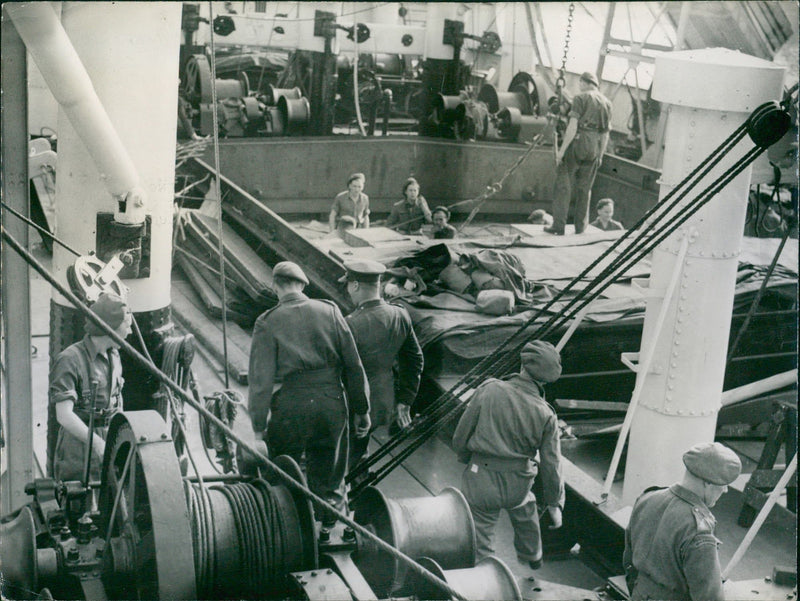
[721,370,797,407]
[6,2,146,225]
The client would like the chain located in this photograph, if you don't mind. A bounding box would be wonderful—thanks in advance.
[556,2,575,94]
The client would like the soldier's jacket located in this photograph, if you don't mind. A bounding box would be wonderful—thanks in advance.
[345,298,423,428]
[624,484,725,601]
[248,291,369,432]
[452,373,565,509]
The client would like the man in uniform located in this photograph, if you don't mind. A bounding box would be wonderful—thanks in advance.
[50,292,132,481]
[453,340,565,569]
[623,442,743,601]
[248,261,371,525]
[340,259,424,471]
[546,71,612,235]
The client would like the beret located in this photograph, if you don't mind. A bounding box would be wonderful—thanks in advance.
[348,172,366,184]
[683,442,742,485]
[85,292,128,336]
[273,261,309,286]
[580,71,599,87]
[338,259,386,283]
[432,206,451,219]
[520,340,562,383]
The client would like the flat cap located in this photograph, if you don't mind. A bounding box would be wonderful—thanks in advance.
[580,71,599,87]
[273,261,309,286]
[338,259,386,283]
[520,340,562,383]
[86,292,128,336]
[683,442,742,485]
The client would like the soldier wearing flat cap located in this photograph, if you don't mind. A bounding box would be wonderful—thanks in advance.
[49,292,132,481]
[546,70,612,236]
[623,442,743,601]
[248,261,371,526]
[340,260,424,472]
[453,340,565,570]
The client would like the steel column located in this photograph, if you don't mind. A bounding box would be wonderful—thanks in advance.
[622,49,785,503]
[1,7,34,514]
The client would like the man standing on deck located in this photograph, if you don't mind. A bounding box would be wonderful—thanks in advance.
[623,442,742,601]
[341,259,424,473]
[546,71,612,235]
[453,340,565,569]
[248,261,371,526]
[50,292,132,481]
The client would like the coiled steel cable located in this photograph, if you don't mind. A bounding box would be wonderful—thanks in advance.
[1,230,469,601]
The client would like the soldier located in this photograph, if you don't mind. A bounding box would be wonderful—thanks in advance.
[624,442,743,601]
[50,292,132,481]
[340,259,424,471]
[248,261,371,525]
[546,71,612,235]
[453,340,565,569]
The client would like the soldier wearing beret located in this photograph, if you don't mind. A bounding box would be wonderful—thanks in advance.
[341,260,424,471]
[49,292,132,481]
[248,261,370,525]
[431,206,457,239]
[623,442,743,600]
[546,71,612,236]
[453,340,565,569]
[329,173,370,232]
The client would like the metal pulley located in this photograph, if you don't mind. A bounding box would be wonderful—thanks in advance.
[265,84,302,106]
[508,71,549,116]
[496,107,549,143]
[277,95,311,134]
[352,486,476,597]
[477,83,533,115]
[67,254,128,303]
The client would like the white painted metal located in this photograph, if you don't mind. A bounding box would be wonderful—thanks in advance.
[5,2,147,226]
[622,49,786,503]
[45,2,182,312]
[721,370,798,406]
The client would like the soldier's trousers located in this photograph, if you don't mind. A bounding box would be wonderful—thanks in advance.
[268,380,348,524]
[551,145,600,234]
[461,457,541,563]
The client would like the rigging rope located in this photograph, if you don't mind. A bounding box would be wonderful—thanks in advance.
[348,101,789,497]
[1,228,468,601]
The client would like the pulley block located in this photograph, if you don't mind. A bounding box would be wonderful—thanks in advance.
[407,556,523,601]
[747,100,792,149]
[67,254,128,304]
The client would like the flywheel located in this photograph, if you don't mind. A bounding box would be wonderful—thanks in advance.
[99,411,196,600]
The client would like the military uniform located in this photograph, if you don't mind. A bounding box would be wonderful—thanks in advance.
[452,371,564,564]
[248,290,369,516]
[49,336,124,481]
[386,196,432,233]
[624,484,725,600]
[345,297,424,467]
[331,190,370,229]
[551,74,612,235]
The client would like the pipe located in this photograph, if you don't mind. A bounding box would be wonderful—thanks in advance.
[721,454,797,580]
[721,370,797,407]
[5,2,146,224]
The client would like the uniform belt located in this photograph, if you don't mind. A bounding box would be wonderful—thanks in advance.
[75,407,118,428]
[470,453,533,472]
[578,126,608,133]
[282,367,342,388]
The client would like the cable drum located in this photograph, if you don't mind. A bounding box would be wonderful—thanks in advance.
[184,461,316,598]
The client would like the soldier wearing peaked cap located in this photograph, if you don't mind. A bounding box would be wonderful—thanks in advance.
[341,260,424,473]
[623,442,743,601]
[248,261,370,526]
[452,340,565,570]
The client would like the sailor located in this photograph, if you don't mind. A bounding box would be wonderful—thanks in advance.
[623,442,743,601]
[329,172,370,232]
[452,340,565,569]
[386,177,432,234]
[546,71,612,235]
[431,206,458,239]
[50,292,132,481]
[248,261,371,525]
[340,259,424,471]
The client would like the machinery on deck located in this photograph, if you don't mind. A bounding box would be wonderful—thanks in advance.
[1,410,524,601]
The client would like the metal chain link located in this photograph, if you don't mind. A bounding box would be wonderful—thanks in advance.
[556,2,575,93]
